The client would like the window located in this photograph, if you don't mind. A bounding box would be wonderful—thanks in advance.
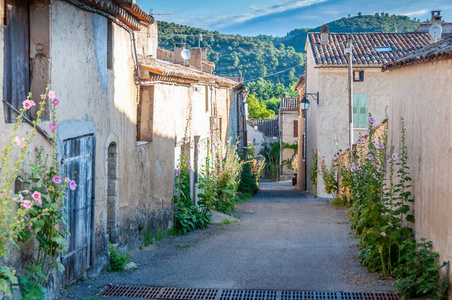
[375,46,393,52]
[3,0,50,123]
[138,86,154,141]
[3,0,30,123]
[107,20,113,69]
[353,94,368,128]
[293,120,298,137]
[353,70,364,82]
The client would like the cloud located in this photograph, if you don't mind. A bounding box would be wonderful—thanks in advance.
[403,9,429,16]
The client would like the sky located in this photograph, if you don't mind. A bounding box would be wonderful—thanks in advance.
[135,0,452,36]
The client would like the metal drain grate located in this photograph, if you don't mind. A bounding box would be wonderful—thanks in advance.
[98,286,399,300]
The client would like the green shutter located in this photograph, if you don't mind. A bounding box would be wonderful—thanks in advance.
[353,94,368,128]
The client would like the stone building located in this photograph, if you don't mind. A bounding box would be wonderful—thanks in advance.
[382,36,452,298]
[279,96,298,179]
[303,27,430,197]
[0,0,241,294]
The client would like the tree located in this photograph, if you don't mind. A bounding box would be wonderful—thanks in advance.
[246,94,275,119]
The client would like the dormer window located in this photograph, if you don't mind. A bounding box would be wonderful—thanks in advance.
[375,46,393,52]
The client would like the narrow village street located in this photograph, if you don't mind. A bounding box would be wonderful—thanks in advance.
[59,180,393,300]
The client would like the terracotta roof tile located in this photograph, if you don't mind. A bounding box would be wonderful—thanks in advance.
[139,56,239,88]
[280,97,298,111]
[248,119,279,137]
[383,36,452,71]
[309,32,431,66]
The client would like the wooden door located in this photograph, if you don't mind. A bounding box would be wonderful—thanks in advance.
[61,135,95,284]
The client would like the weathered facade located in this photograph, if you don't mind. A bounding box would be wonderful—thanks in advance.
[279,96,298,179]
[304,28,430,197]
[0,0,240,295]
[383,37,452,298]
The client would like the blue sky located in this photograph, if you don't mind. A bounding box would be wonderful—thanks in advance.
[136,0,452,36]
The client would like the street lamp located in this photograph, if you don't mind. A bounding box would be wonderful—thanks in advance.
[300,96,310,112]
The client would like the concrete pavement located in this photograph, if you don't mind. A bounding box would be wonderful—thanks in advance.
[59,180,393,299]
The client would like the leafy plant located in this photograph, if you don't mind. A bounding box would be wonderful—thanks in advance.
[108,244,130,272]
[394,239,448,299]
[308,148,319,189]
[144,231,154,246]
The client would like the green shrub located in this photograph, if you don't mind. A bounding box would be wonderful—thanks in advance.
[394,239,448,299]
[238,160,259,196]
[108,244,130,272]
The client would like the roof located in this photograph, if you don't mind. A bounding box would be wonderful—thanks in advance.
[248,119,279,137]
[78,0,153,30]
[280,97,298,112]
[382,36,452,71]
[139,56,240,88]
[308,32,431,67]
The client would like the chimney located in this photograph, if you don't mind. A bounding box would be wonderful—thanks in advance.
[431,10,442,25]
[320,24,329,45]
[174,43,186,64]
[189,47,202,70]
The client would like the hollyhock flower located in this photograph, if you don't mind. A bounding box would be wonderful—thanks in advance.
[367,116,376,124]
[188,166,192,170]
[176,170,180,175]
[23,200,32,209]
[368,154,373,160]
[210,130,213,135]
[48,90,56,100]
[361,138,365,144]
[69,180,77,191]
[403,126,407,132]
[371,162,376,167]
[23,190,29,194]
[19,194,24,202]
[372,173,377,179]
[23,100,34,109]
[50,123,57,131]
[392,153,399,161]
[372,139,377,145]
[65,178,70,183]
[40,94,46,100]
[387,158,392,164]
[11,197,17,202]
[14,136,21,146]
[52,98,59,105]
[368,148,373,152]
[52,175,62,184]
[32,191,41,201]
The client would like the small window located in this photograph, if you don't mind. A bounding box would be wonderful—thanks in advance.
[353,71,364,82]
[375,46,393,52]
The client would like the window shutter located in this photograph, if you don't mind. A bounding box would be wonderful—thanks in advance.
[353,95,359,128]
[294,120,298,137]
[360,95,368,128]
[353,94,368,128]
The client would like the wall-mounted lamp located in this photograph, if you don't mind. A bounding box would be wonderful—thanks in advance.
[303,92,320,105]
[300,96,310,111]
[253,124,259,131]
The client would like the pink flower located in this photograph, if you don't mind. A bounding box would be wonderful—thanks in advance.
[19,194,24,202]
[65,178,70,183]
[50,123,57,131]
[69,180,77,191]
[32,191,41,201]
[23,100,35,109]
[40,94,46,100]
[36,198,42,205]
[11,197,17,202]
[26,226,31,231]
[372,173,376,179]
[176,170,180,175]
[361,138,365,144]
[52,98,59,105]
[372,139,377,145]
[23,190,29,194]
[210,131,213,135]
[368,154,373,160]
[403,126,407,132]
[387,158,392,164]
[188,166,192,170]
[367,116,376,124]
[392,153,398,161]
[23,200,32,209]
[52,175,62,184]
[14,136,21,146]
[371,162,376,167]
[48,90,56,100]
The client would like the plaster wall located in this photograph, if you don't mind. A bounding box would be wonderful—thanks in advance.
[306,64,388,197]
[386,60,452,295]
[246,124,266,156]
[281,111,298,175]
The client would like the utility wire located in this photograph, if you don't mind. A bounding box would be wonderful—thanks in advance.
[244,63,304,83]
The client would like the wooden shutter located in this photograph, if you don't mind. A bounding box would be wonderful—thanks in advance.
[353,94,368,128]
[3,0,30,123]
[294,120,298,137]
